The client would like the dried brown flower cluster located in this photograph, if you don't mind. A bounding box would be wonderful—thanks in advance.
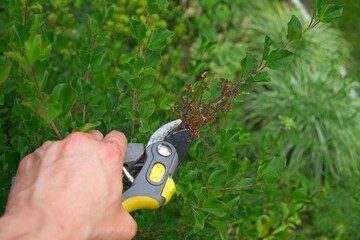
[173,72,241,138]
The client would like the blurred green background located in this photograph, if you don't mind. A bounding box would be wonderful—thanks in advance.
[303,0,360,71]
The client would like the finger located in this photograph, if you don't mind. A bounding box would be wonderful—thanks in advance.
[87,130,104,141]
[39,140,54,150]
[103,130,127,156]
[16,153,36,174]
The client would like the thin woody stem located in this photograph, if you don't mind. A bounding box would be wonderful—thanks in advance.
[131,13,150,138]
[30,66,63,139]
[177,15,319,136]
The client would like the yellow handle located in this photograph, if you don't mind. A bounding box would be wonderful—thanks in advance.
[122,178,176,213]
[122,196,161,213]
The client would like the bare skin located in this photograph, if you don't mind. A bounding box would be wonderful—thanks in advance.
[0,130,137,240]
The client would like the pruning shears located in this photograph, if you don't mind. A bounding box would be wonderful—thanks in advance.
[122,119,193,213]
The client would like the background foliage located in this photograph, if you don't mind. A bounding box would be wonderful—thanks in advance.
[1,0,359,239]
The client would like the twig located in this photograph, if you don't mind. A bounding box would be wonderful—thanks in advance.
[131,13,150,137]
[30,66,63,139]
[24,0,30,28]
[175,15,320,137]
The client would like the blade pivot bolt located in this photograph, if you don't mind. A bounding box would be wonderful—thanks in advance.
[157,143,172,157]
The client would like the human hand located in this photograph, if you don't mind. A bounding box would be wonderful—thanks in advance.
[0,131,137,240]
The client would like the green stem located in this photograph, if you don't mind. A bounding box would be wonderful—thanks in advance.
[24,0,30,27]
[131,89,138,137]
[82,36,96,124]
[203,183,258,192]
[30,66,63,139]
[131,13,150,137]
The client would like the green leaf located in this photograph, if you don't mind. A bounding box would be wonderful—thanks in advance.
[129,19,146,43]
[147,0,169,14]
[39,34,52,61]
[45,102,62,122]
[209,220,227,240]
[24,33,42,63]
[201,199,228,217]
[254,71,271,82]
[138,101,155,117]
[200,35,217,52]
[119,53,133,65]
[92,50,111,73]
[132,56,144,74]
[240,53,257,77]
[146,28,173,51]
[4,51,28,71]
[236,177,256,187]
[103,5,114,22]
[318,4,344,23]
[247,71,271,84]
[221,129,241,146]
[239,83,251,95]
[72,121,101,132]
[193,211,205,233]
[287,15,302,41]
[262,35,273,61]
[0,64,11,84]
[22,99,46,120]
[139,119,151,133]
[58,112,72,135]
[29,14,44,32]
[10,135,28,155]
[144,50,161,69]
[179,169,197,182]
[227,160,241,181]
[139,76,154,89]
[258,157,286,183]
[313,0,324,17]
[266,48,293,70]
[87,15,98,33]
[208,169,225,185]
[118,71,137,82]
[49,83,78,116]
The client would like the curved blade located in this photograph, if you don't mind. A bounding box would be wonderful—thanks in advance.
[146,119,182,148]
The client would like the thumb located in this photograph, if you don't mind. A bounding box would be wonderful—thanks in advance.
[92,206,137,240]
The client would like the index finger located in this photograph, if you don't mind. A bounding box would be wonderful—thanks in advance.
[103,130,127,158]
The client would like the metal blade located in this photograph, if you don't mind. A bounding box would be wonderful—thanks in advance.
[146,119,182,148]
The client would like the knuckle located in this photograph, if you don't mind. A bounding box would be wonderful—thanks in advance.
[110,130,126,140]
[35,140,53,154]
[62,132,90,150]
[65,132,88,143]
[42,140,53,148]
[102,142,123,161]
[17,154,34,173]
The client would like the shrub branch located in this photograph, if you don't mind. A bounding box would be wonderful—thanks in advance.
[30,66,63,139]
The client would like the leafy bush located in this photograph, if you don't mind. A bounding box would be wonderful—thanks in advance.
[1,0,357,239]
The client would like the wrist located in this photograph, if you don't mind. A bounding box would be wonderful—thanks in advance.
[0,212,43,240]
[0,208,87,240]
